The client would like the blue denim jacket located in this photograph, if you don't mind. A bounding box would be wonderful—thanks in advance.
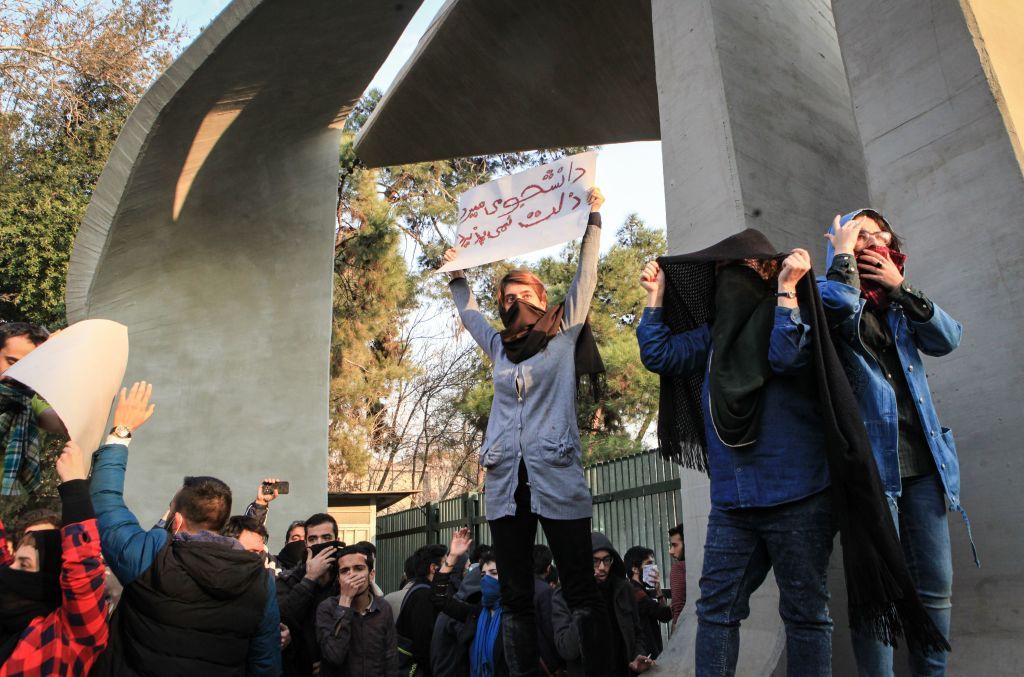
[816,242,977,553]
[90,444,281,675]
[637,306,830,510]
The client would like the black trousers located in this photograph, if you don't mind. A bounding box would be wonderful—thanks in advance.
[489,462,609,675]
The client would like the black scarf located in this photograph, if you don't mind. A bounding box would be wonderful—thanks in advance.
[656,228,949,653]
[499,299,605,400]
[707,265,777,447]
[0,528,62,664]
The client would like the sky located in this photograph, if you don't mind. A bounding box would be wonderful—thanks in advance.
[170,0,667,251]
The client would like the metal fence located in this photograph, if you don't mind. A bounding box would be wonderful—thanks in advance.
[375,449,682,595]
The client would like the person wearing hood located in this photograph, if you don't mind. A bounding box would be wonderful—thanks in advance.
[441,187,612,677]
[551,533,652,676]
[636,240,837,676]
[0,440,108,676]
[819,210,968,675]
[89,382,281,676]
[277,513,344,676]
[431,528,507,677]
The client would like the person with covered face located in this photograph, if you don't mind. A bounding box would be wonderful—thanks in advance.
[819,210,970,676]
[637,229,951,676]
[441,186,609,676]
[0,440,108,676]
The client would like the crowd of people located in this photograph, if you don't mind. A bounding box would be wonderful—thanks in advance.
[0,189,968,676]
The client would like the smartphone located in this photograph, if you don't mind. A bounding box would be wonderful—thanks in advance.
[262,480,290,495]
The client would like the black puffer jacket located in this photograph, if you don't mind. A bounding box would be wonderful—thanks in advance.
[93,537,269,676]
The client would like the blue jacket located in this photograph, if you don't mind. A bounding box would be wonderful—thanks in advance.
[637,305,830,510]
[816,212,976,561]
[90,444,281,675]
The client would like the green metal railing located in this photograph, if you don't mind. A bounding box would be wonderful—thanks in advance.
[375,449,682,595]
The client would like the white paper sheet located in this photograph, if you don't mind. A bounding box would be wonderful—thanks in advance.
[438,151,598,272]
[4,319,129,453]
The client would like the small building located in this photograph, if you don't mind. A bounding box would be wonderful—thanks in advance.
[327,490,418,545]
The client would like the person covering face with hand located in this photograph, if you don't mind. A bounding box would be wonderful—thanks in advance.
[315,545,397,677]
[0,439,109,676]
[819,210,969,675]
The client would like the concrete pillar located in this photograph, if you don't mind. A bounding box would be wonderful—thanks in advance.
[67,0,421,541]
[651,0,869,672]
[833,0,1024,673]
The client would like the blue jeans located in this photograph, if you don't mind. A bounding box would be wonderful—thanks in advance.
[851,473,953,676]
[695,490,835,677]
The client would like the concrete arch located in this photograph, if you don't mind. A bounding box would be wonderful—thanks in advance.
[67,0,422,529]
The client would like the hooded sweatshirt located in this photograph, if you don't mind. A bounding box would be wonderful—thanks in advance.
[552,533,645,677]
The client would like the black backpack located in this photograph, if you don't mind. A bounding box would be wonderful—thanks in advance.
[396,583,431,677]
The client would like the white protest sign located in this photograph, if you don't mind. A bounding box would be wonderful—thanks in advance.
[5,319,129,453]
[438,151,597,272]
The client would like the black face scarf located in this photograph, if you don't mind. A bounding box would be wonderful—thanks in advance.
[498,298,606,401]
[707,264,777,448]
[0,528,62,664]
[277,540,307,571]
[656,228,950,654]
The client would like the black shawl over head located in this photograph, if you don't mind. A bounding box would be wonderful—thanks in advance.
[656,228,950,653]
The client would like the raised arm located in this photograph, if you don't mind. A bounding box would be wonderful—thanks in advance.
[561,187,604,330]
[54,441,109,658]
[89,382,163,585]
[770,249,814,374]
[636,260,711,376]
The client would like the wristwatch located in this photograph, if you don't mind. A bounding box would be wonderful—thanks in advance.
[110,424,132,440]
[774,291,796,299]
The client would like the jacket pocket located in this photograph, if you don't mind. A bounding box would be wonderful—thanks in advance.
[481,432,505,469]
[540,427,578,468]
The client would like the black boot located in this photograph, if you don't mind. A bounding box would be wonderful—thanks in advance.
[574,606,615,676]
[502,610,542,677]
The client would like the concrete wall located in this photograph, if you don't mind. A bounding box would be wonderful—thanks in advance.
[833,0,1024,673]
[67,0,421,541]
[652,0,869,673]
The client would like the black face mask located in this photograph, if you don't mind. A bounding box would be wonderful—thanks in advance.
[277,540,307,570]
[0,529,62,664]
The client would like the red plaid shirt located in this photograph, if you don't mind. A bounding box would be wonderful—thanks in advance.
[0,517,109,677]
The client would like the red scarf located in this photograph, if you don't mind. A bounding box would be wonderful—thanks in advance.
[856,245,906,311]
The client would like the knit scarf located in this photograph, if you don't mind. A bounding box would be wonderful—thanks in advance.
[857,245,907,312]
[470,575,503,677]
[0,528,62,664]
[0,381,44,496]
[707,265,777,447]
[499,299,606,401]
[656,228,950,653]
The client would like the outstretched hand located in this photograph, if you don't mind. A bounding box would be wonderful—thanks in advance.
[256,477,281,506]
[113,381,155,432]
[587,186,605,212]
[448,527,473,559]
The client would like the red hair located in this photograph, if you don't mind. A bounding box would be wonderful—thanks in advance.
[498,269,547,307]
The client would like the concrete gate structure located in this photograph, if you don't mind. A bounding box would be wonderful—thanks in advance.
[72,0,1023,673]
